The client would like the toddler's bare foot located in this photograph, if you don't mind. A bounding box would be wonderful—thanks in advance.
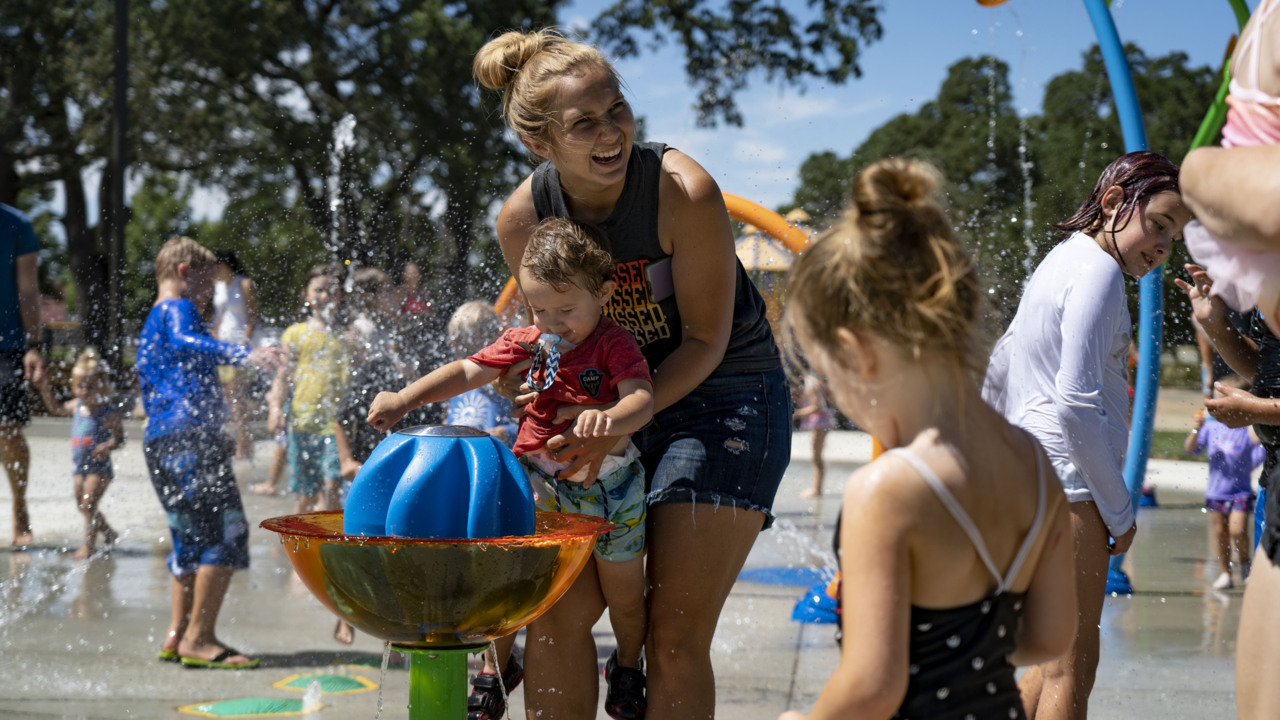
[71,545,93,561]
[250,482,279,496]
[12,531,33,549]
[798,487,820,499]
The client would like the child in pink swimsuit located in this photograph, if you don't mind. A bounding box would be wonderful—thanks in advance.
[1184,0,1280,333]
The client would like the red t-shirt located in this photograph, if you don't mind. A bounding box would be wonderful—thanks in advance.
[468,317,651,456]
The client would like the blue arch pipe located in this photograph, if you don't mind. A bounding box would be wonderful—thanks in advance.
[1082,0,1152,595]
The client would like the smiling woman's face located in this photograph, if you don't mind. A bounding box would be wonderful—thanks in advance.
[529,66,635,191]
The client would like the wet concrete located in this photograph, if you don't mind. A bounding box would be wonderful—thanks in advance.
[0,412,1246,719]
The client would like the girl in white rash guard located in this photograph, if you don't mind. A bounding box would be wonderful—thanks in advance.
[983,151,1191,720]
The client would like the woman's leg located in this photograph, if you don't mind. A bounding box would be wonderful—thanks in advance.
[645,502,765,720]
[523,557,606,720]
[1237,552,1280,719]
[1020,501,1110,720]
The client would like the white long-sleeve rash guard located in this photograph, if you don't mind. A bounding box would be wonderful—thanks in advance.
[983,232,1136,537]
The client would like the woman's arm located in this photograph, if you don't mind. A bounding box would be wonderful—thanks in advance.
[649,149,736,414]
[1205,384,1280,429]
[783,466,911,720]
[1009,494,1076,666]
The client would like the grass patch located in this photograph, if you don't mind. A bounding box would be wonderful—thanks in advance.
[1149,429,1205,462]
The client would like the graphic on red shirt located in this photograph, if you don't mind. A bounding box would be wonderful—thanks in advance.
[468,316,651,456]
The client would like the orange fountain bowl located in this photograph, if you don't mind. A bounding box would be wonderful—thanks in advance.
[260,511,612,649]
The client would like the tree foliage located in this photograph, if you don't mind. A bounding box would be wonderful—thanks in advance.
[2,0,889,347]
[594,0,884,126]
[789,44,1219,344]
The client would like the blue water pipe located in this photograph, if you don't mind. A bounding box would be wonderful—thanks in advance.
[1082,0,1151,596]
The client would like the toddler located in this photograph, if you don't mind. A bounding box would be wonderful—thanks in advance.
[269,265,350,514]
[1185,375,1264,590]
[37,348,121,559]
[368,217,653,720]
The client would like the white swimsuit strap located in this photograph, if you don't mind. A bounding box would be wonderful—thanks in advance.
[1000,440,1048,590]
[888,443,1047,593]
[886,448,1005,589]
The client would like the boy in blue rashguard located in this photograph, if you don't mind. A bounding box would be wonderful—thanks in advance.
[136,236,281,669]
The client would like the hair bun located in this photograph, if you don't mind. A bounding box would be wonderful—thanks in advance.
[853,158,939,217]
[474,29,560,92]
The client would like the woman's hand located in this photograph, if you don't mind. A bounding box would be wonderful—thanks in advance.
[367,391,409,432]
[1205,383,1264,428]
[545,432,617,488]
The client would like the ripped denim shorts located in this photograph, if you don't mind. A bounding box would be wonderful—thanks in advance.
[636,368,792,530]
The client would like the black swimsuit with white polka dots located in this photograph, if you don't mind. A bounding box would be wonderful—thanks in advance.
[838,446,1048,720]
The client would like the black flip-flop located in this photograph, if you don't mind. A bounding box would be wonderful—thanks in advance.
[181,648,260,670]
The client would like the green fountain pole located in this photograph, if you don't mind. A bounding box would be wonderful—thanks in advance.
[402,646,476,720]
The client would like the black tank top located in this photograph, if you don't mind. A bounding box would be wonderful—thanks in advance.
[530,141,780,375]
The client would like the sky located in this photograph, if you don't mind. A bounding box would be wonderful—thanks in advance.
[559,0,1254,211]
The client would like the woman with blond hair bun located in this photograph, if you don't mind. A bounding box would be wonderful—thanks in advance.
[472,27,792,720]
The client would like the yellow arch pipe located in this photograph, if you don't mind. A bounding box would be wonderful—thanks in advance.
[494,192,811,316]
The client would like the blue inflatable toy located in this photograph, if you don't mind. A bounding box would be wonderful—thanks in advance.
[343,425,535,539]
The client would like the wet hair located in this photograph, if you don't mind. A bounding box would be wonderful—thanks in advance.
[784,158,987,378]
[154,236,216,282]
[520,218,615,297]
[448,300,504,358]
[71,347,108,385]
[473,27,623,147]
[213,249,245,276]
[1056,150,1181,241]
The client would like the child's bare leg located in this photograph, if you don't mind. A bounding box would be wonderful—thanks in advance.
[323,480,342,512]
[811,427,827,494]
[294,492,319,515]
[597,555,648,668]
[252,442,287,495]
[73,473,114,559]
[0,424,32,546]
[1231,509,1252,574]
[479,633,519,676]
[1211,511,1232,576]
[165,573,196,655]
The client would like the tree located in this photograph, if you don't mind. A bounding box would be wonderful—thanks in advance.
[5,0,891,344]
[789,45,1219,340]
[594,0,883,126]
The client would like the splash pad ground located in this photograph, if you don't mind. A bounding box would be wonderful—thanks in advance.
[0,406,1246,718]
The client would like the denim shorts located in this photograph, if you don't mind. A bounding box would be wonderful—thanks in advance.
[143,430,249,575]
[635,368,792,530]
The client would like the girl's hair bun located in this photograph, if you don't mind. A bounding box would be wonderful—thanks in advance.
[473,29,556,92]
